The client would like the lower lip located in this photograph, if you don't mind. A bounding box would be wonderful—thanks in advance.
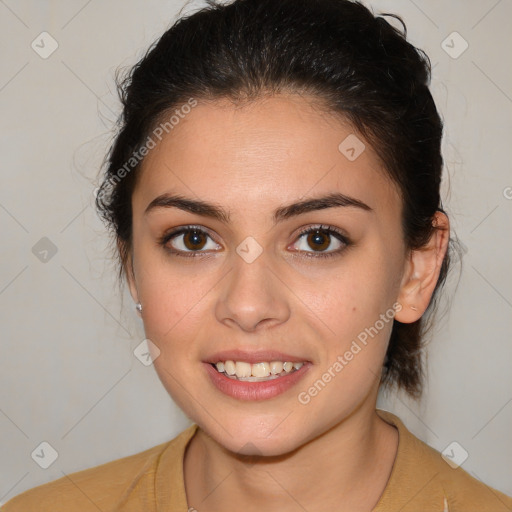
[204,362,311,401]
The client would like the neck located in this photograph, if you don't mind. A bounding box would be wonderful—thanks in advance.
[184,399,398,512]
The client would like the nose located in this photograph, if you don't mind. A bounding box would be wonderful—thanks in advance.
[215,249,291,333]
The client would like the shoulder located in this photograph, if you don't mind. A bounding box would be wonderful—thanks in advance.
[1,424,197,512]
[0,443,167,512]
[376,409,512,511]
[412,430,512,510]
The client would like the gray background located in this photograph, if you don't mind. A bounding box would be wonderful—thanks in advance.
[1,0,511,503]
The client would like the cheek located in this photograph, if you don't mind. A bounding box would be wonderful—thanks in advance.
[134,256,213,355]
[303,254,397,386]
[312,257,395,336]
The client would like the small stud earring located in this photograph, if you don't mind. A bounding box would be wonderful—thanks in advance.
[135,303,142,312]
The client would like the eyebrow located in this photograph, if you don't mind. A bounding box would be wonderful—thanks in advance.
[144,191,373,224]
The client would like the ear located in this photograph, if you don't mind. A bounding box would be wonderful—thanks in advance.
[118,239,139,305]
[394,211,450,323]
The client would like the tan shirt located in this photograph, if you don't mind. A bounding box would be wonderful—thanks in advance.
[2,409,511,511]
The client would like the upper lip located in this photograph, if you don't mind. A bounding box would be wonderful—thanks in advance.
[204,349,310,364]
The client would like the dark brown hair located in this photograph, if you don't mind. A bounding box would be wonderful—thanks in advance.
[96,0,457,399]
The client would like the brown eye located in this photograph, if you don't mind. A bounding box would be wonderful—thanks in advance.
[306,230,331,252]
[182,229,208,250]
[291,224,350,259]
[161,226,220,256]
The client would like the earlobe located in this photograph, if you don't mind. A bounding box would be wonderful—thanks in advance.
[395,211,450,324]
[126,263,139,304]
[126,267,139,305]
[120,242,139,305]
[122,247,144,317]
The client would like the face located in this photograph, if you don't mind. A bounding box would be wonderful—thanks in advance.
[127,94,409,456]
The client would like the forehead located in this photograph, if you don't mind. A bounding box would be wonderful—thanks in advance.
[134,94,401,221]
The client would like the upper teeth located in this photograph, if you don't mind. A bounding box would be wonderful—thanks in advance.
[216,360,304,379]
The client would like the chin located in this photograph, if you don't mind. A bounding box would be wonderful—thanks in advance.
[201,416,310,457]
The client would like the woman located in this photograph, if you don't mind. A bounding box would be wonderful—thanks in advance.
[4,0,511,510]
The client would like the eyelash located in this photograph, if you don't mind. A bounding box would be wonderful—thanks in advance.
[158,224,352,259]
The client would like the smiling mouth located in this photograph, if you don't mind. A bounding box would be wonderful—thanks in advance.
[211,360,305,382]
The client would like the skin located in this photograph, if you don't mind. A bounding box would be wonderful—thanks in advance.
[125,93,450,511]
